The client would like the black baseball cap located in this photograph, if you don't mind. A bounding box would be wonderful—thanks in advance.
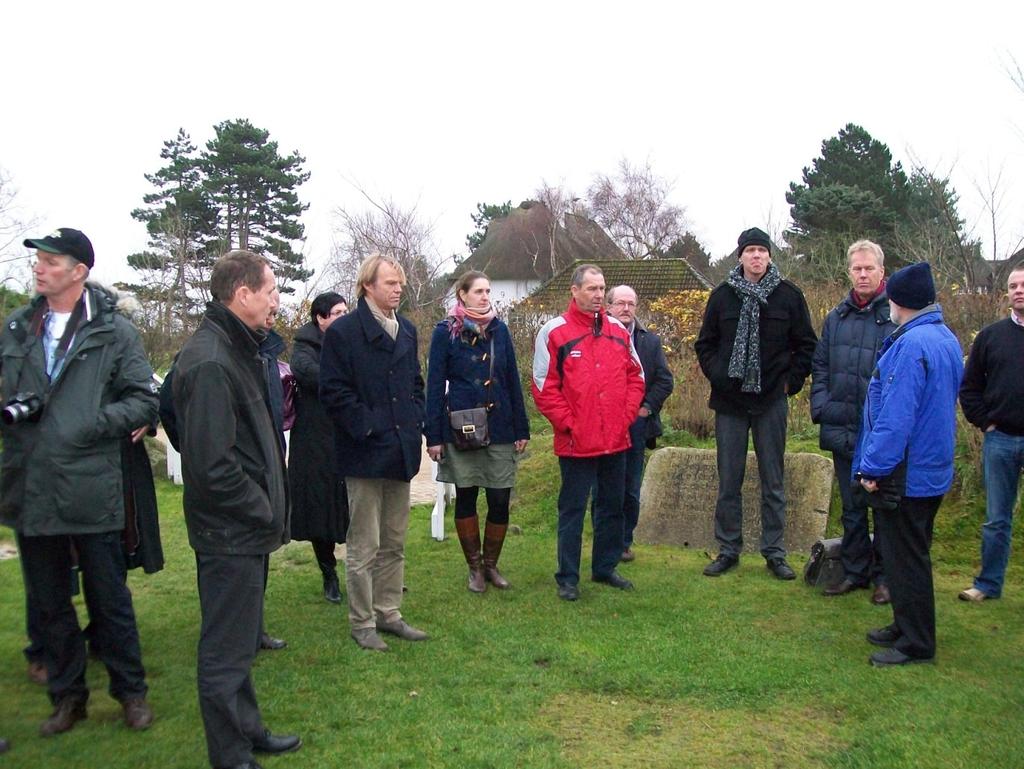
[24,228,95,268]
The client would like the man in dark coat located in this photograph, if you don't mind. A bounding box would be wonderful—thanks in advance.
[288,292,350,604]
[694,227,818,580]
[606,285,674,562]
[173,250,300,768]
[810,239,895,604]
[1,228,158,735]
[320,253,428,652]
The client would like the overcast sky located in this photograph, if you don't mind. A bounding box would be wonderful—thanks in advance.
[2,1,1022,295]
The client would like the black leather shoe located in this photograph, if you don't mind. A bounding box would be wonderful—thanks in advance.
[703,554,738,576]
[215,762,264,769]
[766,557,796,580]
[557,584,579,601]
[871,584,891,605]
[252,730,302,755]
[866,625,901,648]
[592,571,634,590]
[869,648,933,667]
[259,632,287,651]
[823,578,867,596]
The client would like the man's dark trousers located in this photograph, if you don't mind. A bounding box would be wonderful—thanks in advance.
[834,452,885,586]
[17,531,146,705]
[196,552,265,767]
[557,452,627,586]
[622,419,648,549]
[875,495,942,659]
[713,396,788,558]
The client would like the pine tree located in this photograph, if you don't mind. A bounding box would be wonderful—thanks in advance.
[202,119,312,291]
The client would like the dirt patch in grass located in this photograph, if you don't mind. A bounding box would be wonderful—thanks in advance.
[539,692,845,768]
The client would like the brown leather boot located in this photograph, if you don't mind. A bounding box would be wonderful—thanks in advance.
[454,517,486,593]
[483,521,510,589]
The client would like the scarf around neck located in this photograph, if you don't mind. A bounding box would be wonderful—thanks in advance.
[366,296,399,340]
[726,261,782,393]
[448,302,496,340]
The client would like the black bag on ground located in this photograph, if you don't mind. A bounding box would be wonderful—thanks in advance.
[803,537,844,589]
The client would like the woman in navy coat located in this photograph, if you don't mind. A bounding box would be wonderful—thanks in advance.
[426,271,530,592]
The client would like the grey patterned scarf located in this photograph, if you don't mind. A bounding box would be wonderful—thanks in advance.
[726,261,782,393]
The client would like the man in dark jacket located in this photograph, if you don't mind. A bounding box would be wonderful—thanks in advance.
[958,262,1024,602]
[320,253,428,652]
[810,239,895,604]
[695,227,817,580]
[533,265,646,601]
[1,228,157,735]
[173,250,300,767]
[854,262,962,666]
[606,285,674,562]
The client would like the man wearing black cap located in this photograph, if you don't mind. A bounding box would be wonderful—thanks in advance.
[1,228,158,734]
[854,262,962,666]
[695,227,817,580]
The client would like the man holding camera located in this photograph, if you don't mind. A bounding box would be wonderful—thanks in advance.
[0,228,158,734]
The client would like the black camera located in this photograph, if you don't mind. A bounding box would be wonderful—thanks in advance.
[2,392,42,425]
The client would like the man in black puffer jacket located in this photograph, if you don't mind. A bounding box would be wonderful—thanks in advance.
[810,239,895,604]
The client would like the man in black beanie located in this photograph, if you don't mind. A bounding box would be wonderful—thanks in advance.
[695,228,818,580]
[854,261,963,665]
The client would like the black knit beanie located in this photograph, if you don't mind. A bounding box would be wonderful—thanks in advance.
[737,227,771,256]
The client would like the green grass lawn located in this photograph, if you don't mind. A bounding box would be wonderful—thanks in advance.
[1,434,1022,769]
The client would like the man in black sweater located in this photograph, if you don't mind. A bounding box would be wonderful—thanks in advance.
[958,262,1024,602]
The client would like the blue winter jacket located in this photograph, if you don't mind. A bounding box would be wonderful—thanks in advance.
[853,305,963,497]
[425,318,530,447]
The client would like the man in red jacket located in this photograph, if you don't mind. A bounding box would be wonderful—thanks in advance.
[533,264,646,601]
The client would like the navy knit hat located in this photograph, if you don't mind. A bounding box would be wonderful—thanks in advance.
[887,262,935,310]
[737,227,771,256]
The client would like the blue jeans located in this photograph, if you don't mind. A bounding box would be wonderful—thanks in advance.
[974,430,1024,597]
[557,453,627,586]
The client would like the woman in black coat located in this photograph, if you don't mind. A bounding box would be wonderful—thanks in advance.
[288,292,350,603]
[426,271,530,593]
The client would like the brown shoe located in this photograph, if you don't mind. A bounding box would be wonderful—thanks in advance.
[39,698,87,737]
[823,578,867,596]
[620,548,636,563]
[27,661,47,685]
[454,516,486,593]
[122,698,153,730]
[871,584,891,605]
[483,521,511,589]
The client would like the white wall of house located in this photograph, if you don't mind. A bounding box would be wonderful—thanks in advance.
[442,278,540,311]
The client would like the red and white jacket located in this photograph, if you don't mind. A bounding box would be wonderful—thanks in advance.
[532,299,645,457]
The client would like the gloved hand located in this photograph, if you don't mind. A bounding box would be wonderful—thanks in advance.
[857,475,900,511]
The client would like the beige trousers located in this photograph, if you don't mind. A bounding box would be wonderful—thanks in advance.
[344,477,411,630]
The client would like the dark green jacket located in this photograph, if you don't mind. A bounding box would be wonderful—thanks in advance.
[0,285,159,535]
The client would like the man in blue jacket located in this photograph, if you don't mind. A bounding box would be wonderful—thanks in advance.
[810,240,895,603]
[853,262,963,666]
